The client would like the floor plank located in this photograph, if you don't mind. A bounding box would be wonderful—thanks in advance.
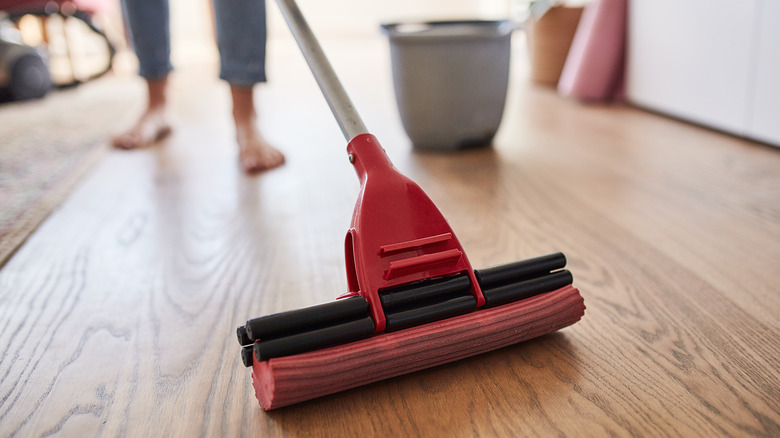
[1,34,779,437]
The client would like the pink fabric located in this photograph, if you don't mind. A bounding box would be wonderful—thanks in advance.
[72,0,113,14]
[557,0,627,101]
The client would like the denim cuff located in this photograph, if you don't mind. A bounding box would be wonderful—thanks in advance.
[219,62,267,87]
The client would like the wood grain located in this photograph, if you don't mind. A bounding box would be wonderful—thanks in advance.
[1,33,779,437]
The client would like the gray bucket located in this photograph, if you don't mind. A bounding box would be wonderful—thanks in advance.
[381,20,514,150]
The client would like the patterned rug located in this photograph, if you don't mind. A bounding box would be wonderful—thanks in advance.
[0,75,139,267]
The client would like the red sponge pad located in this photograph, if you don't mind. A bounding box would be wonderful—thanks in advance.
[252,285,585,410]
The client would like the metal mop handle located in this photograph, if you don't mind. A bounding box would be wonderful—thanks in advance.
[274,0,368,141]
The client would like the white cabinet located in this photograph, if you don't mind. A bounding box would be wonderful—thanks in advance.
[746,0,780,145]
[626,0,780,147]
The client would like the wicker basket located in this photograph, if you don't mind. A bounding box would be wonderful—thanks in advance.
[526,5,583,86]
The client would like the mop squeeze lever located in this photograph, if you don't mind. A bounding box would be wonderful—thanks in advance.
[236,0,585,410]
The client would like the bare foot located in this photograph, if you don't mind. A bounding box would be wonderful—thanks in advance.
[236,123,285,173]
[113,77,171,149]
[112,106,172,150]
[230,84,284,173]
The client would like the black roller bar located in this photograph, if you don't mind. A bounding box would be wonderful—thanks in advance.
[243,294,369,341]
[254,316,375,361]
[475,252,566,289]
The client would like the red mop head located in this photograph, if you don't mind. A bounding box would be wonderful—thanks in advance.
[250,285,584,410]
[242,0,588,411]
[236,130,586,410]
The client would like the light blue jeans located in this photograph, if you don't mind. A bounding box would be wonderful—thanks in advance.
[121,0,267,86]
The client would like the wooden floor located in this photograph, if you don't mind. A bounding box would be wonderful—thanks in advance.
[2,34,780,437]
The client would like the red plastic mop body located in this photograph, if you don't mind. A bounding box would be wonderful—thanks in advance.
[340,133,484,332]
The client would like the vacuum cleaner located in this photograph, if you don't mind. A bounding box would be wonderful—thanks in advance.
[236,0,586,410]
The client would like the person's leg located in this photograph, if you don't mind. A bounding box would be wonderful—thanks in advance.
[213,0,284,172]
[112,0,173,149]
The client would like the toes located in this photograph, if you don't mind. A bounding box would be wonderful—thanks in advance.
[112,125,171,150]
[112,133,140,150]
[266,150,286,169]
[240,149,285,173]
[241,156,263,173]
